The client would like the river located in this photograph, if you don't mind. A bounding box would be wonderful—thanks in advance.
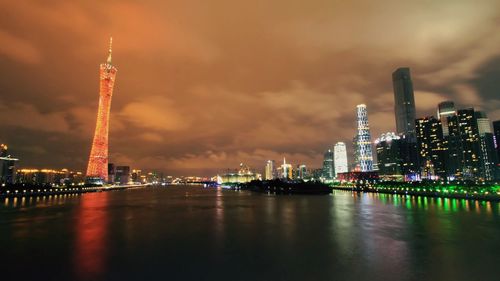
[1,186,499,281]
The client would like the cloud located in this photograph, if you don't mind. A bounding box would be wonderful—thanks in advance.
[1,0,500,175]
[0,102,69,132]
[0,30,42,64]
[118,96,190,131]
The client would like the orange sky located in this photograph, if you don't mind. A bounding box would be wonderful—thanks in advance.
[1,0,500,176]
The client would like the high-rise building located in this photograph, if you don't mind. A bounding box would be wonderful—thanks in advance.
[264,160,276,180]
[437,101,456,137]
[279,158,293,179]
[355,104,374,172]
[375,132,402,176]
[296,164,308,179]
[398,135,419,181]
[86,38,117,182]
[0,144,17,185]
[334,142,348,177]
[475,111,498,181]
[415,117,447,179]
[322,149,334,180]
[456,108,482,180]
[494,120,500,179]
[392,67,417,141]
[494,120,500,164]
[115,166,130,185]
[445,114,463,179]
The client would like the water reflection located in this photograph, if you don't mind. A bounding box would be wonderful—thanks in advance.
[1,194,80,208]
[74,192,109,280]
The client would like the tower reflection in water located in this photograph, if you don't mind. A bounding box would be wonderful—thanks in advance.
[74,192,109,280]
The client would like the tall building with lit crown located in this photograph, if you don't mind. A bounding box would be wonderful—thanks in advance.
[322,149,335,179]
[375,132,402,176]
[393,68,417,141]
[334,142,348,177]
[264,160,276,180]
[86,38,117,182]
[279,158,293,179]
[355,104,374,171]
[296,164,307,179]
[0,144,18,184]
[437,101,456,136]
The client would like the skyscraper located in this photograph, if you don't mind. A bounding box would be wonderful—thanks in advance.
[475,111,498,181]
[264,160,276,180]
[0,144,17,185]
[494,120,500,179]
[279,158,293,179]
[355,104,374,172]
[375,132,402,176]
[415,117,447,179]
[456,108,482,180]
[334,142,348,177]
[296,164,308,179]
[86,38,117,182]
[437,101,456,136]
[322,149,335,180]
[494,120,500,162]
[392,68,417,141]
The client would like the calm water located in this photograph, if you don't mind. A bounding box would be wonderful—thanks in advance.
[1,186,499,281]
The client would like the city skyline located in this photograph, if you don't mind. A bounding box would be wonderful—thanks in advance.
[1,1,500,176]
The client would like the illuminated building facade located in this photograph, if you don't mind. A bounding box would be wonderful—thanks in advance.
[493,120,500,173]
[296,164,308,179]
[218,163,261,184]
[334,142,348,177]
[15,169,84,185]
[455,108,482,180]
[322,149,334,180]
[279,158,293,179]
[86,38,117,182]
[415,117,447,179]
[393,67,417,141]
[437,101,456,136]
[265,160,276,180]
[132,169,142,183]
[375,132,402,177]
[475,111,498,181]
[355,104,374,172]
[0,144,18,184]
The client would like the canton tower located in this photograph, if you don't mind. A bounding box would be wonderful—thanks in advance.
[86,38,117,182]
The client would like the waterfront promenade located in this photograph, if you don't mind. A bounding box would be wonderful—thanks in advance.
[332,183,500,202]
[0,184,145,199]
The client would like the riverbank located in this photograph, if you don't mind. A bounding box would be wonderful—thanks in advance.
[332,184,500,202]
[0,184,145,199]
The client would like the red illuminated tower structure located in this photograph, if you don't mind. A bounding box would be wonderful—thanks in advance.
[86,38,117,183]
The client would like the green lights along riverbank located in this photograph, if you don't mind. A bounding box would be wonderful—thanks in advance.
[332,182,500,202]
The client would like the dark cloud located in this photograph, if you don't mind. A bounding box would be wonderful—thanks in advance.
[1,0,500,176]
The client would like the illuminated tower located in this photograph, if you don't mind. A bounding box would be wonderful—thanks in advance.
[86,38,117,182]
[355,104,374,172]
